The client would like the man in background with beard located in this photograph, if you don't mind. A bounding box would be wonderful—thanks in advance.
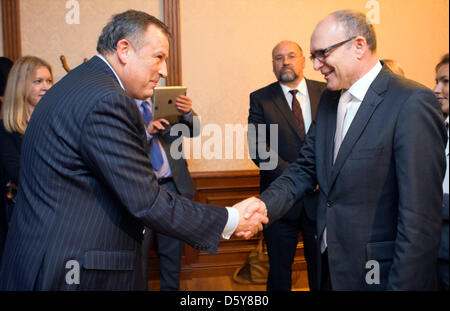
[248,40,326,291]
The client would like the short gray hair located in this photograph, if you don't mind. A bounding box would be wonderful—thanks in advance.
[97,10,171,54]
[331,10,377,52]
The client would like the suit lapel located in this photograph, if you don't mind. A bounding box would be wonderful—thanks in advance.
[325,91,341,186]
[329,67,390,189]
[270,83,304,141]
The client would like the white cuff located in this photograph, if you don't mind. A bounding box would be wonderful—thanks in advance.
[222,207,239,239]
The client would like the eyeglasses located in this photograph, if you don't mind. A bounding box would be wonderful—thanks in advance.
[309,36,356,62]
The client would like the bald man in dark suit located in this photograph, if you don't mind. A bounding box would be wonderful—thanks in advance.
[249,40,326,291]
[259,11,446,290]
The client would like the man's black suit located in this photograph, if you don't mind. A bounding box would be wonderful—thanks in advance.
[158,115,198,200]
[248,79,326,290]
[0,56,228,290]
[259,65,447,290]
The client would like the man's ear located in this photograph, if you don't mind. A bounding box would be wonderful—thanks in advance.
[116,39,132,65]
[354,36,367,60]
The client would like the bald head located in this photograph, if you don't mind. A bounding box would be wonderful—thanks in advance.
[311,14,348,53]
[314,10,377,52]
[310,10,379,90]
[272,40,303,59]
[272,40,306,88]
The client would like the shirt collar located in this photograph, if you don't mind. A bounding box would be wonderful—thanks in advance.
[95,54,125,90]
[280,78,307,97]
[347,61,382,102]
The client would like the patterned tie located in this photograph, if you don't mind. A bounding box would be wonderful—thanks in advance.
[140,101,164,171]
[333,91,353,163]
[289,89,306,141]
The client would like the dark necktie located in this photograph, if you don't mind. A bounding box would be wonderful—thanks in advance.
[289,89,306,141]
[140,101,164,171]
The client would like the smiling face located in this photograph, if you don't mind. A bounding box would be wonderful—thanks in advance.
[310,17,360,91]
[26,65,53,109]
[120,24,169,100]
[272,41,305,87]
[434,63,449,117]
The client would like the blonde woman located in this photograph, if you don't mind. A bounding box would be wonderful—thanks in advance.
[0,56,53,228]
[382,59,405,77]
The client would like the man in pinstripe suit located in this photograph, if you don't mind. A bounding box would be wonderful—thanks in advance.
[0,10,267,290]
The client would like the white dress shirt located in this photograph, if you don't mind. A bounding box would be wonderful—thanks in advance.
[95,55,238,239]
[280,78,313,133]
[321,61,383,253]
[341,61,383,138]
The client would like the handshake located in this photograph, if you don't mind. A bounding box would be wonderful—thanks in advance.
[231,197,268,239]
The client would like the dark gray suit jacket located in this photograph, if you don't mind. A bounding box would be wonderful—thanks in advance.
[260,65,447,290]
[248,79,326,221]
[0,56,228,290]
[157,112,199,199]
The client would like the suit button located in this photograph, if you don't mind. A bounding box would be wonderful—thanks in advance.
[326,201,333,208]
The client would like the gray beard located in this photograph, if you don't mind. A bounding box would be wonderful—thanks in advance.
[279,69,298,82]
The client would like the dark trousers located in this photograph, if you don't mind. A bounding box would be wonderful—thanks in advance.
[0,184,14,266]
[438,259,449,291]
[320,249,332,291]
[141,181,184,291]
[263,209,319,291]
[438,193,449,291]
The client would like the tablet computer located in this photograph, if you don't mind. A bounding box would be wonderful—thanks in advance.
[151,86,187,124]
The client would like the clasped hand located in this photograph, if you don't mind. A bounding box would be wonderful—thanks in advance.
[232,197,268,239]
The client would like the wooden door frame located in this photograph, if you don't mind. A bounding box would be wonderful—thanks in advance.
[1,0,182,84]
[1,0,21,61]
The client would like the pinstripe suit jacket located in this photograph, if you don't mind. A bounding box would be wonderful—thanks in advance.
[0,56,227,290]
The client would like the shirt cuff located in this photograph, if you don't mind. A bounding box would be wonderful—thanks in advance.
[222,207,239,239]
[183,111,192,122]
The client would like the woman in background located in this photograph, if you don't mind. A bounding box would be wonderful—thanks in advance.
[434,53,449,291]
[383,59,405,77]
[0,56,53,252]
[0,56,14,263]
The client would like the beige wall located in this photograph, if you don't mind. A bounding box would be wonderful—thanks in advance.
[20,0,163,82]
[17,0,449,173]
[181,0,449,172]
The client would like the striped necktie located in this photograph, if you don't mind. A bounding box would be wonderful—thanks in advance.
[289,89,306,141]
